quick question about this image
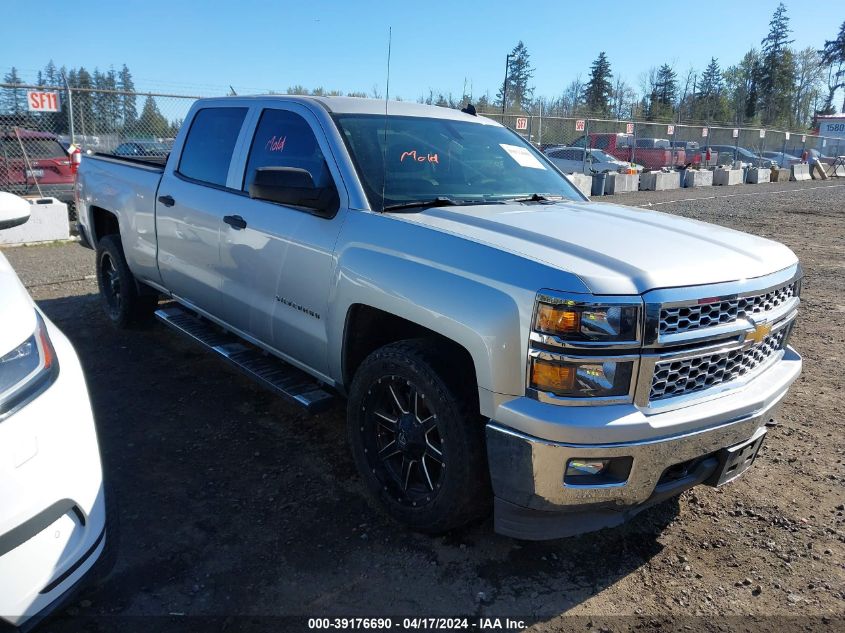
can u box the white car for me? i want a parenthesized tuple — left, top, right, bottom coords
(0, 193, 108, 629)
(544, 146, 643, 174)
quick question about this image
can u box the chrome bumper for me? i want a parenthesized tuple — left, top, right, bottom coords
(486, 347, 801, 539)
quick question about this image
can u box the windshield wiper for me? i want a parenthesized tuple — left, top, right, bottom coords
(504, 193, 562, 203)
(381, 196, 459, 213)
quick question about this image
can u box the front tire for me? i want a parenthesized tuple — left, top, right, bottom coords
(347, 339, 491, 533)
(96, 234, 157, 328)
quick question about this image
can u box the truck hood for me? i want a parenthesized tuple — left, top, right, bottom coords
(395, 200, 798, 294)
(0, 252, 36, 355)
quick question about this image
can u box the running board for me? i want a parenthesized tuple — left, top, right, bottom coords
(154, 305, 334, 414)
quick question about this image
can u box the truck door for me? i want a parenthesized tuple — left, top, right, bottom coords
(217, 104, 347, 378)
(155, 105, 249, 316)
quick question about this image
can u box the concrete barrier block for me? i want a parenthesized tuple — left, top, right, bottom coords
(605, 172, 639, 194)
(0, 198, 70, 245)
(713, 169, 743, 186)
(790, 164, 811, 181)
(639, 171, 681, 191)
(684, 169, 713, 187)
(747, 168, 770, 184)
(566, 173, 592, 198)
(771, 168, 790, 182)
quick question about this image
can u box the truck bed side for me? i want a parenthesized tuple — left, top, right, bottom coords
(76, 154, 164, 287)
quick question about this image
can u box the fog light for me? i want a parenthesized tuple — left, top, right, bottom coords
(564, 456, 633, 486)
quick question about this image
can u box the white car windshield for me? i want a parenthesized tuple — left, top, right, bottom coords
(334, 114, 582, 210)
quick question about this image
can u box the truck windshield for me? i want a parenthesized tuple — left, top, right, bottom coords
(333, 114, 582, 210)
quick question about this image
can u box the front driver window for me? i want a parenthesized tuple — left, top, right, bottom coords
(242, 109, 333, 192)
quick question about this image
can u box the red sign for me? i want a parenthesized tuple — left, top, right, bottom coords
(801, 135, 807, 143)
(732, 129, 739, 138)
(515, 117, 528, 131)
(759, 129, 766, 139)
(575, 119, 585, 132)
(626, 123, 634, 134)
(667, 125, 674, 135)
(27, 91, 61, 112)
(701, 127, 708, 138)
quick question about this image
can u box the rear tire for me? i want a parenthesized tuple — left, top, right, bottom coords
(347, 339, 491, 534)
(95, 234, 157, 328)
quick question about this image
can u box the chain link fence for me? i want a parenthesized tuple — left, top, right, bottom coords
(1, 80, 843, 205)
(479, 111, 845, 174)
(1, 82, 196, 203)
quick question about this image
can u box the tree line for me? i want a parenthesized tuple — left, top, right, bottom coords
(492, 5, 845, 130)
(1, 62, 180, 139)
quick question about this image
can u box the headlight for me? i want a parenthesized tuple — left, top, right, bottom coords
(0, 313, 58, 419)
(528, 292, 642, 405)
(533, 297, 640, 344)
(529, 356, 636, 399)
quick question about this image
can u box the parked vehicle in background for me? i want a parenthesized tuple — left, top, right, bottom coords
(544, 146, 643, 174)
(113, 141, 170, 158)
(0, 192, 110, 629)
(707, 145, 773, 168)
(569, 133, 684, 170)
(761, 151, 801, 168)
(0, 130, 75, 204)
(77, 96, 802, 541)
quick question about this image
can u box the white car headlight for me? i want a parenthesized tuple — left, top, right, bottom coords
(0, 313, 58, 419)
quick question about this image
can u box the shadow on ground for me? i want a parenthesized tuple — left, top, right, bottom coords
(34, 294, 680, 632)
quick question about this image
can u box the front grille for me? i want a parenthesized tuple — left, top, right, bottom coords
(649, 328, 788, 401)
(659, 281, 797, 336)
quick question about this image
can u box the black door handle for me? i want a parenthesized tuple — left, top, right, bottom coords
(223, 215, 247, 230)
(158, 195, 175, 207)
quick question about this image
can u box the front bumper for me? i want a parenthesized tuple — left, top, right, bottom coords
(0, 315, 106, 628)
(486, 347, 801, 540)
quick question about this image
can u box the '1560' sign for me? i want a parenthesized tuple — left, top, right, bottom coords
(27, 91, 61, 112)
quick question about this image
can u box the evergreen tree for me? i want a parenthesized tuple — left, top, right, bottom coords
(134, 95, 169, 138)
(758, 2, 795, 125)
(43, 60, 60, 87)
(647, 64, 677, 120)
(496, 41, 534, 110)
(583, 52, 613, 115)
(695, 58, 729, 121)
(1, 67, 26, 116)
(819, 20, 845, 112)
(118, 64, 137, 127)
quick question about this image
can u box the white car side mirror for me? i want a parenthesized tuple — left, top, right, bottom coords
(0, 192, 31, 231)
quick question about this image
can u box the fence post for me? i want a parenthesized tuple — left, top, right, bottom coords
(61, 72, 75, 144)
(538, 102, 543, 148)
(582, 119, 590, 174)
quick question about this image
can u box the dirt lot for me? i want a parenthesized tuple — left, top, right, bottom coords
(3, 179, 844, 632)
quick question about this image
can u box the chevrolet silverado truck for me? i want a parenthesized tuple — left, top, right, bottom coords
(74, 96, 802, 540)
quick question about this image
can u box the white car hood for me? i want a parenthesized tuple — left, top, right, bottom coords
(0, 252, 36, 354)
(396, 200, 798, 294)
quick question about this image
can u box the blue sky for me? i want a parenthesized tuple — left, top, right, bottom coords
(2, 0, 839, 101)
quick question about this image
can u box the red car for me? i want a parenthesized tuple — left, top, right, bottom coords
(0, 129, 75, 203)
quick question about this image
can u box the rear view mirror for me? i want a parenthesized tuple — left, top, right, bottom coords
(0, 192, 31, 230)
(248, 166, 338, 217)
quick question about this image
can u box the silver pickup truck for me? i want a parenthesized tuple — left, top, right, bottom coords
(75, 96, 802, 540)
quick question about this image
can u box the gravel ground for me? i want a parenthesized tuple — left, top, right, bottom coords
(2, 179, 843, 633)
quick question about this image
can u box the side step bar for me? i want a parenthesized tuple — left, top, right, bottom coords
(154, 305, 334, 414)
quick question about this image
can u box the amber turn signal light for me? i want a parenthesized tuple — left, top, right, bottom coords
(535, 304, 580, 335)
(530, 359, 576, 393)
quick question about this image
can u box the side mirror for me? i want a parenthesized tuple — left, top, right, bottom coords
(248, 166, 337, 217)
(0, 192, 31, 231)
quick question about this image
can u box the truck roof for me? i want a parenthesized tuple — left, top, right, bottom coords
(198, 95, 500, 124)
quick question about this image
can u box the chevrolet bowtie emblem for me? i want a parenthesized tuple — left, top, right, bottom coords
(746, 322, 772, 344)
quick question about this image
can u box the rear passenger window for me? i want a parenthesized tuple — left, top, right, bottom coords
(178, 107, 247, 187)
(243, 109, 331, 191)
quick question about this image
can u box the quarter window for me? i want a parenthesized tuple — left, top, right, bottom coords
(242, 109, 332, 191)
(178, 107, 247, 187)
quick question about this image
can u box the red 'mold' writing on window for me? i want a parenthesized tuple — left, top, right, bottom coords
(400, 150, 438, 164)
(266, 135, 286, 152)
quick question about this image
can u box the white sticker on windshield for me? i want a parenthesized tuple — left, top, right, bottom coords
(499, 144, 546, 170)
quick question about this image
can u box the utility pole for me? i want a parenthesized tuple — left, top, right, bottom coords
(501, 54, 511, 117)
